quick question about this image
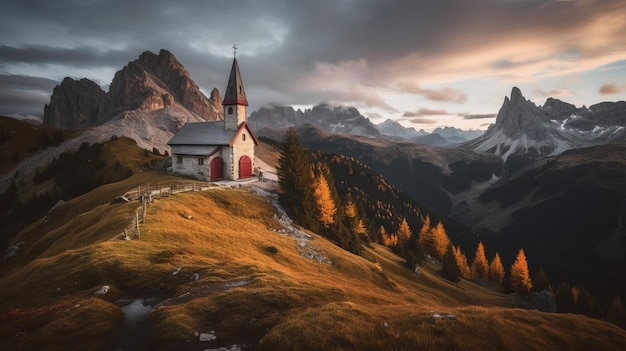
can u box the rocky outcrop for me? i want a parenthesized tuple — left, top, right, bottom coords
(495, 87, 551, 140)
(98, 49, 222, 122)
(543, 97, 576, 119)
(43, 77, 106, 129)
(43, 49, 223, 129)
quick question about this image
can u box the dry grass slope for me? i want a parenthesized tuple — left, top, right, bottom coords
(1, 142, 626, 350)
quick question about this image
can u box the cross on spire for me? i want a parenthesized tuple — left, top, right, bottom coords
(232, 44, 237, 58)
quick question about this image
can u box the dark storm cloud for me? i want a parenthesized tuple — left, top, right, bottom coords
(0, 74, 58, 116)
(0, 74, 58, 91)
(1, 0, 625, 119)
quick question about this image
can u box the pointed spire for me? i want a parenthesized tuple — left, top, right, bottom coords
(222, 57, 248, 106)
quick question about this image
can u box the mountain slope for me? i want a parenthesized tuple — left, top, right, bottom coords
(259, 124, 503, 215)
(455, 142, 626, 297)
(2, 166, 625, 350)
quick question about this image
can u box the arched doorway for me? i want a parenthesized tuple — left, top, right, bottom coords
(239, 155, 252, 179)
(210, 157, 224, 181)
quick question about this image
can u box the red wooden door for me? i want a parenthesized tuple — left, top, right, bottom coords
(239, 155, 252, 179)
(210, 157, 224, 181)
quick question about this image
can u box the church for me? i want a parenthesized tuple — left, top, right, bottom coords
(168, 54, 258, 181)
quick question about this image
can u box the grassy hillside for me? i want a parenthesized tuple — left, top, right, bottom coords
(0, 116, 78, 175)
(1, 170, 626, 350)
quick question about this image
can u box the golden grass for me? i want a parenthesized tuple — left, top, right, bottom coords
(2, 171, 626, 350)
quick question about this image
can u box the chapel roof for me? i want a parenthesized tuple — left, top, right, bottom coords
(168, 121, 236, 146)
(222, 58, 248, 106)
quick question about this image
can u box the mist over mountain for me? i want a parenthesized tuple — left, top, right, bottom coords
(249, 103, 382, 137)
(376, 119, 427, 140)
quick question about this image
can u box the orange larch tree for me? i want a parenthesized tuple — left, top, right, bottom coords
(312, 172, 336, 228)
(453, 245, 471, 278)
(417, 214, 431, 253)
(488, 253, 505, 286)
(471, 242, 489, 281)
(396, 218, 412, 246)
(427, 221, 449, 260)
(510, 249, 532, 295)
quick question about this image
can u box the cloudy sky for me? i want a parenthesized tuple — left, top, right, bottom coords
(1, 0, 625, 131)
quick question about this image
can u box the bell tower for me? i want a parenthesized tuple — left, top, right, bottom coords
(223, 44, 248, 130)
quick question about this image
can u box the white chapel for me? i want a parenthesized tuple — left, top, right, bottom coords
(168, 53, 258, 181)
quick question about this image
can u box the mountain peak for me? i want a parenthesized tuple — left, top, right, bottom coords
(510, 86, 523, 105)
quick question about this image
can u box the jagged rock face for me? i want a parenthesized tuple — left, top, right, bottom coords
(43, 77, 106, 129)
(99, 49, 222, 122)
(43, 49, 222, 129)
(249, 103, 381, 137)
(543, 97, 576, 119)
(495, 87, 551, 140)
(464, 87, 626, 162)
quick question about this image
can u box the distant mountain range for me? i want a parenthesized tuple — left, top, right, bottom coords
(249, 105, 484, 146)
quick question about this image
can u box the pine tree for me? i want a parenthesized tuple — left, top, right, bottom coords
(396, 218, 412, 246)
(453, 245, 471, 278)
(471, 242, 489, 281)
(606, 296, 626, 327)
(555, 282, 576, 313)
(312, 172, 337, 228)
(510, 249, 532, 295)
(533, 267, 551, 292)
(277, 128, 316, 229)
(488, 253, 505, 286)
(440, 244, 461, 282)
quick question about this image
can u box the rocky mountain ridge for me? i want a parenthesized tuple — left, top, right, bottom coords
(43, 49, 223, 130)
(464, 87, 626, 162)
(250, 104, 484, 146)
(249, 103, 382, 138)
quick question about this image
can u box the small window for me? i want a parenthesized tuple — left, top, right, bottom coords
(177, 156, 183, 164)
(198, 157, 204, 165)
(242, 133, 246, 141)
(228, 107, 233, 114)
(239, 86, 243, 93)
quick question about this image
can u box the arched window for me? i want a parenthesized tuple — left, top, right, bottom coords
(228, 107, 233, 114)
(242, 133, 246, 141)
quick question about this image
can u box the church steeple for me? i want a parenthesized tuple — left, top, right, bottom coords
(223, 58, 248, 106)
(223, 45, 248, 130)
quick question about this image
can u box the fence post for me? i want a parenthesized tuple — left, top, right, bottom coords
(135, 211, 141, 238)
(142, 197, 147, 224)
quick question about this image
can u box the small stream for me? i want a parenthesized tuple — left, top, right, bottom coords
(113, 296, 163, 351)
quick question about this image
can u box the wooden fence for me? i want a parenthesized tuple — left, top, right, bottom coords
(117, 181, 226, 240)
(121, 181, 215, 202)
